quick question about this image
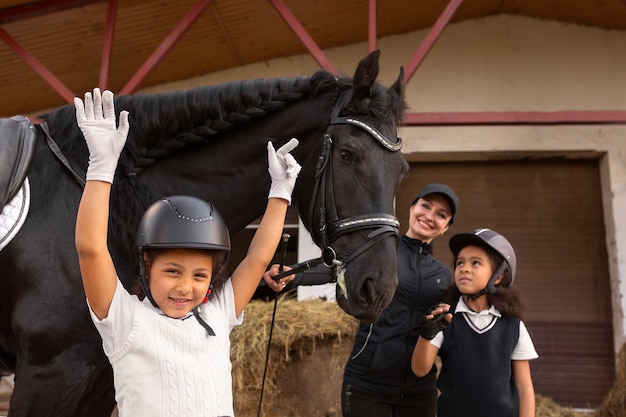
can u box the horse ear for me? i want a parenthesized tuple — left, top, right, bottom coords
(387, 66, 406, 121)
(352, 49, 381, 100)
(389, 66, 405, 99)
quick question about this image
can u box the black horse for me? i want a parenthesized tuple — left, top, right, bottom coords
(0, 50, 407, 416)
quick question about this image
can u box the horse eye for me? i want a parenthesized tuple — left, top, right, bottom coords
(339, 149, 353, 162)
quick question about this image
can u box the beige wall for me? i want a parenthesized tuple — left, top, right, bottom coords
(143, 15, 626, 352)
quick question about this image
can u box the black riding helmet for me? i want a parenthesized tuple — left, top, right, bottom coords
(449, 228, 516, 298)
(136, 195, 230, 252)
(135, 195, 231, 335)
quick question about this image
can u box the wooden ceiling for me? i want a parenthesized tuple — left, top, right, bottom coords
(1, 0, 625, 117)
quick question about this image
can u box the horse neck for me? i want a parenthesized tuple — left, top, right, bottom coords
(133, 95, 330, 235)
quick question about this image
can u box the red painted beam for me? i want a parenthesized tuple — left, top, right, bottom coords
(404, 0, 463, 84)
(98, 0, 118, 90)
(120, 0, 213, 95)
(0, 26, 75, 103)
(403, 111, 626, 126)
(368, 0, 377, 52)
(268, 0, 337, 74)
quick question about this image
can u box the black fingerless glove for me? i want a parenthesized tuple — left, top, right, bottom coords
(418, 313, 448, 340)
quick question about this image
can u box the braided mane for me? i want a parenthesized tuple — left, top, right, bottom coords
(101, 72, 351, 174)
(39, 70, 333, 172)
(39, 66, 403, 179)
(119, 76, 310, 171)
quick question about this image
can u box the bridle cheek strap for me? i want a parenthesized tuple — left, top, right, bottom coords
(302, 88, 402, 275)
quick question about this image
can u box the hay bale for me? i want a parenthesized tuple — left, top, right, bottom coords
(536, 395, 592, 417)
(594, 343, 626, 417)
(231, 297, 358, 417)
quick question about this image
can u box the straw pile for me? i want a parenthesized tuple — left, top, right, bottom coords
(536, 395, 592, 417)
(231, 297, 358, 417)
(594, 343, 626, 417)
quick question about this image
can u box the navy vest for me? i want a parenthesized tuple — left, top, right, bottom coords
(437, 312, 521, 417)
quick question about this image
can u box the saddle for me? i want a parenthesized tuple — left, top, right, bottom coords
(0, 116, 36, 211)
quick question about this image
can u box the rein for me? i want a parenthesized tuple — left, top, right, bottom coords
(273, 89, 402, 289)
(40, 122, 86, 188)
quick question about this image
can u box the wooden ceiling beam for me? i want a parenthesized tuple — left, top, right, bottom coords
(98, 0, 117, 90)
(120, 0, 214, 95)
(368, 0, 377, 52)
(0, 26, 74, 103)
(268, 0, 337, 74)
(403, 0, 463, 84)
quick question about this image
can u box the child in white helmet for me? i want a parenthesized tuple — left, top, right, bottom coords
(411, 228, 538, 417)
(74, 88, 300, 416)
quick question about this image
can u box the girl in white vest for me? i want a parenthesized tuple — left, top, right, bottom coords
(74, 88, 300, 416)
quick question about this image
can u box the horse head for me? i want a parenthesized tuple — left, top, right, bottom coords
(295, 50, 408, 322)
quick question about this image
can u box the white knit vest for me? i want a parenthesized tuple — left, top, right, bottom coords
(108, 297, 235, 416)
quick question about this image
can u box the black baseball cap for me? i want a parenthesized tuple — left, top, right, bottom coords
(411, 183, 459, 225)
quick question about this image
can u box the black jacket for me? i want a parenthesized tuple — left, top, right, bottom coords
(343, 234, 453, 395)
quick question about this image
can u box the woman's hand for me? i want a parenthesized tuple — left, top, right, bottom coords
(262, 263, 295, 292)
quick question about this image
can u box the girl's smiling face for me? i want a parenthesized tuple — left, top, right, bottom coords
(454, 245, 496, 295)
(406, 194, 452, 242)
(147, 248, 213, 318)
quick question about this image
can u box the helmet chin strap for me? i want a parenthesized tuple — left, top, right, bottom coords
(192, 307, 216, 336)
(467, 288, 487, 300)
(464, 261, 508, 300)
(138, 251, 159, 308)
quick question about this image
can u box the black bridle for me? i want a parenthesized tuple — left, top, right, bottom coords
(273, 89, 402, 292)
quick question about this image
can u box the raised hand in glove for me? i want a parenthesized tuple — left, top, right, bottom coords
(267, 138, 301, 205)
(74, 88, 129, 183)
(419, 303, 453, 340)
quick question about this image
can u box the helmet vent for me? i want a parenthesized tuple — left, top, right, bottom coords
(165, 198, 214, 223)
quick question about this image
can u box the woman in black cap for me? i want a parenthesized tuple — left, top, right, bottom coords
(263, 183, 459, 417)
(339, 183, 459, 417)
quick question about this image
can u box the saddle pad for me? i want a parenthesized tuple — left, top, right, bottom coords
(0, 177, 30, 251)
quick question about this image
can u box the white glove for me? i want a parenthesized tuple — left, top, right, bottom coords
(267, 138, 301, 205)
(74, 88, 129, 183)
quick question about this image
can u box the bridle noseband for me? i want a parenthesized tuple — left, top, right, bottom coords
(280, 89, 403, 295)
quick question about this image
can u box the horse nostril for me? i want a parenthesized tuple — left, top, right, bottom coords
(353, 275, 381, 311)
(360, 274, 397, 311)
(360, 277, 377, 301)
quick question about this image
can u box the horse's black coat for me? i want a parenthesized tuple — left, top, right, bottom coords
(0, 50, 408, 416)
